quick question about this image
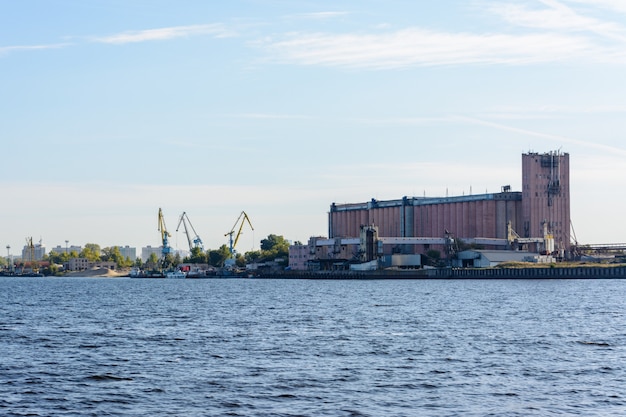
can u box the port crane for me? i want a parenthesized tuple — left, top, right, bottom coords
(158, 208, 172, 258)
(176, 211, 204, 251)
(225, 211, 254, 256)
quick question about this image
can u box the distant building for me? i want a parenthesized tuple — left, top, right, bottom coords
(50, 245, 82, 255)
(68, 258, 90, 271)
(117, 246, 137, 261)
(141, 246, 163, 263)
(68, 258, 116, 271)
(288, 242, 313, 270)
(140, 246, 189, 263)
(21, 239, 46, 261)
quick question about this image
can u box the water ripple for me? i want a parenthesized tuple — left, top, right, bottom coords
(1, 277, 625, 416)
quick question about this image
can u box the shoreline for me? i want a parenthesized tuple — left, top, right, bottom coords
(264, 264, 626, 279)
(7, 263, 626, 279)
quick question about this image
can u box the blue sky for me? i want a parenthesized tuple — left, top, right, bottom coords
(2, 0, 626, 255)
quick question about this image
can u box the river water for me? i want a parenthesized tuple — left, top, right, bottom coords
(1, 277, 625, 416)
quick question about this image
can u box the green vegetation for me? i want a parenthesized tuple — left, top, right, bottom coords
(5, 233, 293, 276)
(146, 253, 160, 270)
(182, 234, 290, 267)
(45, 243, 134, 271)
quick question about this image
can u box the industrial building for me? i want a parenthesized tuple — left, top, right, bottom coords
(290, 151, 571, 270)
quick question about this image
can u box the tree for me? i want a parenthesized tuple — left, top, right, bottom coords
(101, 246, 133, 269)
(146, 253, 159, 270)
(102, 246, 122, 263)
(173, 252, 181, 267)
(235, 253, 246, 267)
(45, 251, 61, 265)
(161, 253, 174, 269)
(260, 234, 289, 258)
(209, 245, 231, 267)
(80, 243, 101, 262)
(244, 250, 262, 263)
(186, 246, 208, 264)
(46, 250, 74, 265)
(41, 263, 59, 276)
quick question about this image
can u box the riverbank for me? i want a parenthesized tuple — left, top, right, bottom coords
(20, 262, 626, 279)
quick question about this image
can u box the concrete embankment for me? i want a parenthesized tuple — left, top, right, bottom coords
(266, 266, 626, 279)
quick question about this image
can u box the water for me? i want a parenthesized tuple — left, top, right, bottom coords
(1, 277, 625, 416)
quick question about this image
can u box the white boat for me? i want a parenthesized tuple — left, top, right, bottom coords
(166, 270, 186, 279)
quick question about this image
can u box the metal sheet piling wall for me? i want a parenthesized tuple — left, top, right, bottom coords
(268, 266, 626, 279)
(425, 266, 626, 279)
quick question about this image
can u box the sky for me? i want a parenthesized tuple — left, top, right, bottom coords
(2, 0, 626, 256)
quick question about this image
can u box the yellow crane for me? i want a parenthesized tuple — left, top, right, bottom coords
(158, 208, 172, 258)
(225, 211, 254, 256)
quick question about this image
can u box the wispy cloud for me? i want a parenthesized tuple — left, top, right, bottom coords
(489, 0, 626, 42)
(287, 11, 350, 20)
(92, 24, 234, 44)
(480, 104, 626, 119)
(0, 43, 69, 57)
(255, 0, 626, 69)
(454, 115, 626, 156)
(1, 24, 234, 57)
(258, 28, 610, 69)
(567, 0, 626, 14)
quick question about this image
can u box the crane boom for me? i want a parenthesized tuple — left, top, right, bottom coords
(176, 211, 204, 251)
(158, 208, 171, 257)
(225, 211, 254, 255)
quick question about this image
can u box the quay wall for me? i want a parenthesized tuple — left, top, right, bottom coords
(265, 266, 626, 279)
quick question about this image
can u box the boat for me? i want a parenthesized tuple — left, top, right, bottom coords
(129, 268, 165, 278)
(166, 270, 186, 279)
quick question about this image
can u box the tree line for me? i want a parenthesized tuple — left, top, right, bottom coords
(42, 234, 292, 273)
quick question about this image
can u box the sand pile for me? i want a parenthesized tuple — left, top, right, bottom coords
(66, 268, 128, 277)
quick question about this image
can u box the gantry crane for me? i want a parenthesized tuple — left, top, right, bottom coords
(158, 208, 172, 258)
(225, 211, 254, 256)
(176, 211, 204, 251)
